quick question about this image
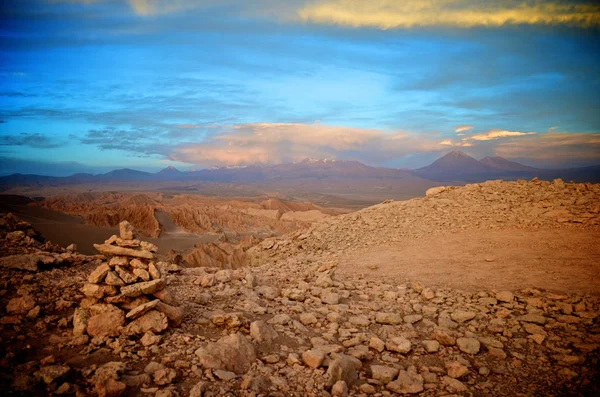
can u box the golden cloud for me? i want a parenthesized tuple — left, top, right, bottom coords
(168, 122, 448, 166)
(471, 129, 536, 141)
(298, 0, 600, 29)
(455, 125, 474, 133)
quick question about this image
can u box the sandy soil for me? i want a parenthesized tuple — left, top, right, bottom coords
(338, 228, 600, 295)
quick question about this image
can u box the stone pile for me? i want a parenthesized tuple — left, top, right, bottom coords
(73, 221, 184, 340)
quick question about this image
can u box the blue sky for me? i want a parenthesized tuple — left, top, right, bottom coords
(1, 0, 599, 175)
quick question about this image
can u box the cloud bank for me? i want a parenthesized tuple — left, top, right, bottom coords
(298, 0, 600, 29)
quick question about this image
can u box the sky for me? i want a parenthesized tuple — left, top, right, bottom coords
(1, 0, 599, 176)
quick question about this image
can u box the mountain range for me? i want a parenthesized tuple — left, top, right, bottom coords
(1, 151, 599, 189)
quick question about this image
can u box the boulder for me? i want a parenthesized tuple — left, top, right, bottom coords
(120, 279, 165, 297)
(194, 333, 257, 374)
(87, 310, 125, 337)
(126, 310, 168, 335)
(88, 263, 110, 284)
(326, 354, 361, 387)
(250, 320, 278, 343)
(6, 295, 36, 314)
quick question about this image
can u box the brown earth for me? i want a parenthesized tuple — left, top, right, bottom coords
(338, 228, 600, 295)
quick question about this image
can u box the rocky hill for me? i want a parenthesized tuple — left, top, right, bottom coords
(0, 178, 599, 396)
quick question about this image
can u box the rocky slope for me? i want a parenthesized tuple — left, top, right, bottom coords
(0, 178, 598, 396)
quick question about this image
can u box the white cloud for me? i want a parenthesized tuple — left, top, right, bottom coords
(455, 125, 474, 133)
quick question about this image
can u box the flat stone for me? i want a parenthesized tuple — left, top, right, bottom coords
(148, 262, 161, 280)
(88, 263, 110, 284)
(120, 279, 165, 297)
(105, 271, 125, 286)
(36, 365, 71, 385)
(370, 337, 386, 352)
(94, 243, 154, 259)
(125, 299, 160, 319)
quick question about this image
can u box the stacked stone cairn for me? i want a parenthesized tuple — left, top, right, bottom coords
(73, 221, 184, 339)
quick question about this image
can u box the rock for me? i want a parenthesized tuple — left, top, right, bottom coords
(194, 333, 257, 374)
(133, 268, 151, 281)
(109, 256, 129, 267)
(6, 294, 36, 314)
(446, 361, 469, 379)
(322, 291, 340, 305)
(94, 244, 154, 259)
(88, 263, 111, 284)
(130, 258, 148, 269)
(250, 320, 278, 343)
(457, 337, 480, 354)
(214, 369, 236, 381)
(105, 271, 125, 286)
(148, 262, 161, 280)
(66, 243, 77, 252)
(348, 315, 370, 327)
(141, 331, 162, 347)
(255, 285, 279, 300)
(119, 221, 135, 240)
(140, 241, 158, 253)
(387, 367, 424, 394)
(443, 376, 468, 392)
(155, 301, 185, 325)
(375, 312, 402, 325)
(126, 299, 160, 319)
(422, 340, 440, 353)
(36, 365, 70, 384)
(370, 337, 386, 352)
(0, 253, 43, 271)
(153, 368, 177, 385)
(302, 349, 326, 368)
(403, 314, 423, 324)
(331, 380, 349, 396)
(127, 310, 168, 335)
(152, 288, 177, 305)
(144, 361, 165, 375)
(189, 381, 206, 397)
(73, 307, 90, 336)
(518, 314, 547, 325)
(426, 186, 447, 197)
(359, 383, 376, 394)
(496, 291, 514, 303)
(421, 288, 435, 300)
(87, 310, 125, 337)
(451, 310, 476, 323)
(92, 362, 127, 397)
(121, 374, 150, 387)
(371, 365, 399, 383)
(120, 279, 165, 297)
(326, 354, 361, 387)
(386, 337, 412, 354)
(115, 266, 138, 284)
(433, 329, 456, 345)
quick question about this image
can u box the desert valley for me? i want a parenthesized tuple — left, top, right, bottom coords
(2, 1, 600, 396)
(1, 150, 599, 396)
